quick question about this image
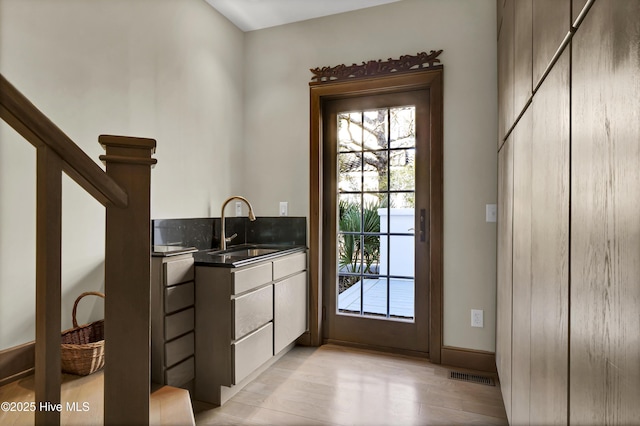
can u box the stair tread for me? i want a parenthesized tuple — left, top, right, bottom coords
(0, 371, 194, 425)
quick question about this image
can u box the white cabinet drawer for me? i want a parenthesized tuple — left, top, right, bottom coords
(165, 281, 194, 314)
(165, 257, 194, 286)
(274, 271, 307, 354)
(232, 285, 273, 340)
(232, 322, 273, 385)
(165, 307, 194, 341)
(232, 262, 272, 294)
(273, 252, 306, 280)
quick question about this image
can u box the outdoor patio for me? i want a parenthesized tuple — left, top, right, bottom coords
(337, 278, 415, 318)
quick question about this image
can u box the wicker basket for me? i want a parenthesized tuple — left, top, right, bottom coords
(60, 291, 105, 376)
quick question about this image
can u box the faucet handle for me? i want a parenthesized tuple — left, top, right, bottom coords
(225, 233, 238, 243)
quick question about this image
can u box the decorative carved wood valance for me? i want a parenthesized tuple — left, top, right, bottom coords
(310, 50, 443, 84)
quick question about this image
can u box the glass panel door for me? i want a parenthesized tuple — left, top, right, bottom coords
(322, 90, 430, 354)
(336, 107, 416, 321)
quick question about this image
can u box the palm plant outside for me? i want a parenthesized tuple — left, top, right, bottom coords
(338, 199, 381, 293)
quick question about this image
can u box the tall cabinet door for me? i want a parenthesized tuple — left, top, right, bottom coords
(496, 137, 513, 421)
(529, 49, 570, 425)
(511, 107, 532, 425)
(571, 1, 640, 423)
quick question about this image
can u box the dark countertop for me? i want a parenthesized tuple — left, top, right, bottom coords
(152, 245, 198, 257)
(193, 244, 306, 268)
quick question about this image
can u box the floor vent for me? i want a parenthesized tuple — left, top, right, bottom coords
(449, 371, 496, 386)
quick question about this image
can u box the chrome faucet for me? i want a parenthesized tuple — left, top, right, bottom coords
(220, 196, 256, 250)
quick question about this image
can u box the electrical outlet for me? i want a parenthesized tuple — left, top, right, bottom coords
(471, 309, 484, 328)
(279, 201, 288, 216)
(235, 201, 242, 217)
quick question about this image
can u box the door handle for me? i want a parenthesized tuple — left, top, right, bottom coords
(419, 209, 426, 242)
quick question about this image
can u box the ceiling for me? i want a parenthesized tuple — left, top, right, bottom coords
(204, 0, 404, 32)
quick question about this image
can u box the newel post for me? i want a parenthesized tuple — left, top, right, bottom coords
(99, 135, 157, 425)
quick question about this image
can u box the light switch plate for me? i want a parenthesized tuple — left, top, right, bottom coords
(235, 201, 242, 217)
(486, 204, 497, 222)
(279, 201, 288, 216)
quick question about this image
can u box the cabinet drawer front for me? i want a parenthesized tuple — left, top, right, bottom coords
(165, 281, 194, 314)
(165, 356, 194, 387)
(232, 262, 272, 294)
(232, 285, 273, 340)
(164, 257, 194, 286)
(165, 307, 194, 341)
(273, 252, 306, 280)
(232, 322, 273, 385)
(165, 332, 194, 367)
(274, 272, 307, 354)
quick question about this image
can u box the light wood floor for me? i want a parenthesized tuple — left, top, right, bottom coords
(0, 371, 194, 425)
(194, 344, 508, 426)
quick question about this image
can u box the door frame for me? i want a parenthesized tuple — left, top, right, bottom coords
(306, 69, 444, 362)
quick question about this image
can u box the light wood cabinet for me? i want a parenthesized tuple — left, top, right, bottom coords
(151, 253, 196, 390)
(195, 250, 307, 406)
(497, 1, 640, 424)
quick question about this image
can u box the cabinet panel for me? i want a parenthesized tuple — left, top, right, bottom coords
(498, 0, 514, 143)
(511, 108, 532, 425)
(514, 0, 532, 115)
(274, 272, 307, 354)
(571, 1, 640, 423)
(165, 356, 194, 387)
(530, 49, 569, 425)
(532, 0, 570, 85)
(496, 136, 513, 421)
(165, 308, 194, 341)
(165, 332, 194, 368)
(273, 252, 306, 280)
(164, 257, 194, 286)
(232, 322, 273, 385)
(232, 262, 272, 294)
(165, 282, 194, 314)
(572, 0, 588, 24)
(232, 285, 273, 340)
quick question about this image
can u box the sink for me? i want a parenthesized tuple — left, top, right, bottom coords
(204, 244, 297, 266)
(219, 248, 280, 258)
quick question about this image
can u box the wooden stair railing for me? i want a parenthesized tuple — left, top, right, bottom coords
(0, 74, 157, 425)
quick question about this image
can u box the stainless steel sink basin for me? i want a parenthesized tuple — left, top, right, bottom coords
(205, 244, 297, 266)
(224, 248, 280, 257)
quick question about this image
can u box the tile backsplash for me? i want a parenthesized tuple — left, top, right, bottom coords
(152, 217, 306, 250)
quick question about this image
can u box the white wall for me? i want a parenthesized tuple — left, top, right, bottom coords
(0, 0, 244, 349)
(243, 0, 498, 351)
(0, 0, 498, 354)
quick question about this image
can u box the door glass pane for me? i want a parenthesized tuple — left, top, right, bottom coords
(338, 112, 362, 151)
(363, 276, 387, 317)
(389, 235, 414, 277)
(338, 152, 362, 192)
(363, 151, 388, 192)
(363, 109, 388, 150)
(389, 278, 415, 319)
(339, 194, 361, 233)
(390, 149, 415, 191)
(390, 106, 415, 149)
(336, 105, 416, 321)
